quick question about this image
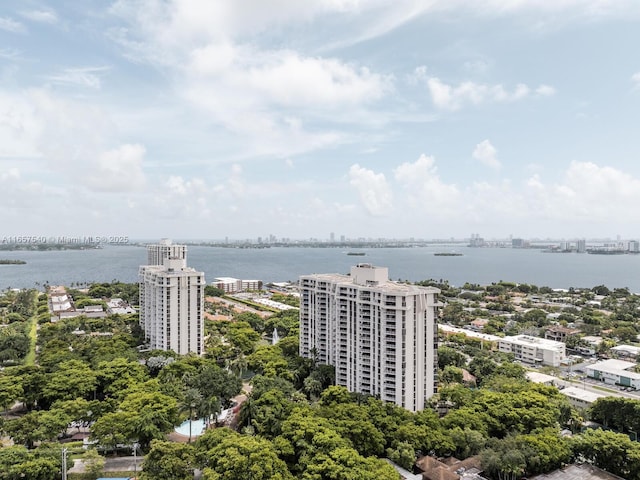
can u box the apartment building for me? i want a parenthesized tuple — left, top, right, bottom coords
(212, 277, 263, 293)
(139, 241, 205, 355)
(146, 238, 187, 266)
(498, 334, 566, 367)
(299, 264, 440, 412)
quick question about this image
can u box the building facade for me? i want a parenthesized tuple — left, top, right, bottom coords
(498, 335, 566, 366)
(146, 238, 187, 266)
(212, 277, 263, 293)
(299, 264, 440, 412)
(586, 359, 640, 389)
(139, 242, 205, 355)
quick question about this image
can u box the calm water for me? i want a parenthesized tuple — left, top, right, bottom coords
(0, 245, 638, 291)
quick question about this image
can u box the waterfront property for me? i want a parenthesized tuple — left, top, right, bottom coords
(212, 277, 263, 293)
(498, 334, 566, 367)
(139, 240, 205, 355)
(299, 263, 440, 412)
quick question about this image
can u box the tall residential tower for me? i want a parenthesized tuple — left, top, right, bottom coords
(139, 240, 205, 355)
(299, 264, 440, 412)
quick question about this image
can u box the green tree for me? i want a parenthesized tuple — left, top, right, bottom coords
(441, 365, 464, 384)
(83, 449, 106, 480)
(140, 441, 195, 480)
(386, 441, 415, 470)
(437, 346, 467, 369)
(96, 357, 149, 398)
(5, 410, 71, 448)
(303, 446, 400, 480)
(120, 391, 179, 449)
(204, 285, 225, 297)
(246, 389, 294, 437)
(90, 410, 136, 451)
(0, 445, 60, 480)
(276, 408, 351, 473)
(197, 429, 294, 480)
(572, 428, 640, 479)
(234, 312, 265, 333)
(0, 374, 23, 411)
(43, 359, 98, 403)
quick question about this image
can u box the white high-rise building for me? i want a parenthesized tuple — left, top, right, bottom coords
(139, 242, 205, 355)
(147, 238, 187, 266)
(299, 264, 440, 412)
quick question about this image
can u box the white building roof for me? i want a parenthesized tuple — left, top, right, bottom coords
(561, 386, 607, 404)
(301, 271, 440, 295)
(587, 359, 640, 380)
(439, 324, 502, 342)
(526, 371, 557, 384)
(611, 345, 640, 356)
(215, 277, 239, 283)
(500, 334, 565, 350)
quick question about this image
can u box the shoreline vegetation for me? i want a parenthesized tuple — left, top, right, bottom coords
(0, 244, 100, 251)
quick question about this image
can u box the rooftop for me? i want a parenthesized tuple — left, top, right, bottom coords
(611, 345, 640, 355)
(528, 463, 624, 480)
(301, 271, 440, 295)
(561, 386, 607, 403)
(500, 334, 565, 350)
(526, 371, 557, 384)
(439, 324, 501, 342)
(587, 359, 640, 379)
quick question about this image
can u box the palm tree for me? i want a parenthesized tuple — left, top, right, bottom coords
(179, 388, 203, 443)
(303, 376, 323, 401)
(198, 395, 221, 428)
(229, 354, 248, 378)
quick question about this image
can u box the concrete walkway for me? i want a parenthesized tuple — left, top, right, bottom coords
(68, 455, 143, 474)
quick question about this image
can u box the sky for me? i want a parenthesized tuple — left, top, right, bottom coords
(2, 1, 640, 241)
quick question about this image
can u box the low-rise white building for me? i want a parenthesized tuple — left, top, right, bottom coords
(439, 324, 501, 343)
(213, 277, 263, 293)
(561, 386, 607, 410)
(585, 359, 640, 389)
(611, 345, 640, 359)
(498, 334, 566, 366)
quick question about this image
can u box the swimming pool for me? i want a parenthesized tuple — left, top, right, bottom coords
(174, 418, 207, 437)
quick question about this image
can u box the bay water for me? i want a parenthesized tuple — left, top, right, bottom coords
(0, 245, 638, 291)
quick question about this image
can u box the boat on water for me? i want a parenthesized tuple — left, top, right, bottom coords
(346, 252, 366, 256)
(434, 252, 463, 257)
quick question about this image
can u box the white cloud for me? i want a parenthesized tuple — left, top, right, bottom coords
(108, 1, 392, 159)
(46, 67, 110, 89)
(463, 58, 491, 74)
(472, 140, 500, 169)
(0, 16, 25, 33)
(426, 77, 553, 110)
(349, 164, 393, 215)
(0, 167, 20, 181)
(631, 72, 640, 89)
(393, 154, 460, 211)
(535, 84, 556, 96)
(246, 52, 390, 107)
(407, 65, 428, 85)
(0, 88, 151, 195)
(20, 9, 58, 24)
(88, 144, 146, 192)
(0, 48, 21, 60)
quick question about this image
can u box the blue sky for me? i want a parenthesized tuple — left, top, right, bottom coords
(2, 1, 640, 241)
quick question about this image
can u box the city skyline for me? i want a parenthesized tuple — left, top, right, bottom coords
(2, 2, 640, 239)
